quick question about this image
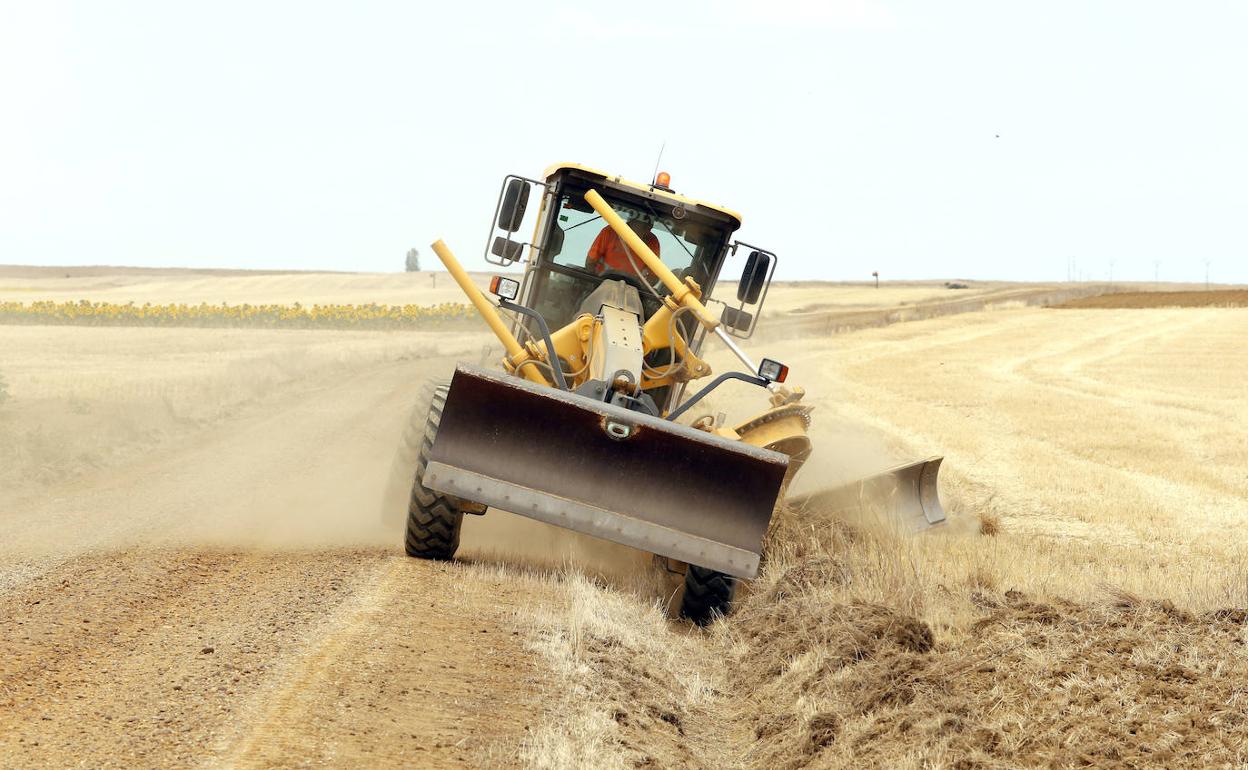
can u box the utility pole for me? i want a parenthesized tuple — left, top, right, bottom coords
(872, 271, 879, 289)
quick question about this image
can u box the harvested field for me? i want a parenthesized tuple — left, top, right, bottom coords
(0, 299, 474, 329)
(1055, 289, 1248, 309)
(534, 513, 1248, 769)
(519, 303, 1248, 769)
(0, 265, 494, 307)
(1, 270, 1245, 768)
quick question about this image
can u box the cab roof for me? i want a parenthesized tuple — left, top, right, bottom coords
(542, 162, 743, 229)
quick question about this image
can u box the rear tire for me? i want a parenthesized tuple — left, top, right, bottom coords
(404, 382, 466, 560)
(679, 565, 736, 626)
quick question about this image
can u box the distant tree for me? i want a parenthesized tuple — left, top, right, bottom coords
(405, 248, 421, 272)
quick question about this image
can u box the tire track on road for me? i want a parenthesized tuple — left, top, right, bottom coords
(0, 549, 390, 769)
(222, 559, 551, 769)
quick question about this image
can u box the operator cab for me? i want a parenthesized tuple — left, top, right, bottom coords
(525, 167, 739, 331)
(483, 163, 778, 353)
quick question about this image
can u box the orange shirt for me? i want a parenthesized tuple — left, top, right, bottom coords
(586, 225, 661, 280)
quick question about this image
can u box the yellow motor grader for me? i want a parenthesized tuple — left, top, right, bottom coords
(404, 163, 944, 624)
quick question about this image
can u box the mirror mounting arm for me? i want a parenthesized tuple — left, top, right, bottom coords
(721, 241, 778, 339)
(483, 174, 553, 267)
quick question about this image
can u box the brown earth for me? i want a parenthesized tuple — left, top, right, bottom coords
(0, 353, 551, 769)
(0, 550, 550, 769)
(1055, 290, 1248, 308)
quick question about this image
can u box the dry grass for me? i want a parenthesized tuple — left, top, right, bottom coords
(511, 303, 1248, 769)
(773, 307, 1248, 591)
(1055, 290, 1248, 309)
(513, 499, 1248, 769)
(758, 283, 1000, 315)
(719, 508, 1248, 769)
(516, 575, 731, 769)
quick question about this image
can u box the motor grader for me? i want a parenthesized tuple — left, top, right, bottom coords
(403, 163, 944, 624)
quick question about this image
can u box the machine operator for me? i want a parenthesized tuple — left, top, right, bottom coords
(585, 217, 660, 284)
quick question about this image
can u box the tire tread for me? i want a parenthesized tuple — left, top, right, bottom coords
(680, 565, 736, 625)
(404, 383, 466, 560)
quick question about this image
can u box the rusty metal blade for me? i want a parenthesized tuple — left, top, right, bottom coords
(423, 365, 790, 578)
(788, 457, 946, 532)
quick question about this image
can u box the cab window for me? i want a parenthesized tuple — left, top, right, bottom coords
(545, 191, 716, 279)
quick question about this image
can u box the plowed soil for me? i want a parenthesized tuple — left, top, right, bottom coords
(1055, 289, 1248, 308)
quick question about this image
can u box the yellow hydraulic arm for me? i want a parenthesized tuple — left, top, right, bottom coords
(583, 189, 718, 329)
(583, 189, 768, 381)
(430, 239, 548, 385)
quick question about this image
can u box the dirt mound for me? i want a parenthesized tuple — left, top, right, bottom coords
(1054, 290, 1248, 308)
(719, 516, 1248, 770)
(556, 500, 1248, 769)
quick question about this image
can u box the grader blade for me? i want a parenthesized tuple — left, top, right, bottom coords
(789, 457, 946, 532)
(422, 365, 789, 578)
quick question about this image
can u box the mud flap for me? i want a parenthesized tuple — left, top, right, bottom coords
(789, 457, 946, 532)
(422, 365, 790, 578)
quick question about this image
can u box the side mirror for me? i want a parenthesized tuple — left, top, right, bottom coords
(720, 306, 754, 332)
(545, 223, 565, 258)
(738, 250, 772, 304)
(490, 237, 524, 262)
(497, 179, 531, 232)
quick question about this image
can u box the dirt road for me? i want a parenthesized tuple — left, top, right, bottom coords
(0, 356, 550, 769)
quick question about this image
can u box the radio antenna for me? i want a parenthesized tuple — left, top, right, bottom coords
(650, 141, 666, 185)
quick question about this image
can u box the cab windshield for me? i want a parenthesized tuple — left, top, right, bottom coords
(529, 188, 728, 329)
(528, 185, 730, 331)
(545, 191, 722, 285)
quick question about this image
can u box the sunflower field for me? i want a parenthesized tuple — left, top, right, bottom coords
(0, 300, 477, 330)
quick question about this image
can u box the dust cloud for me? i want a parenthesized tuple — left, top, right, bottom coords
(1, 345, 457, 564)
(461, 513, 663, 593)
(788, 416, 909, 497)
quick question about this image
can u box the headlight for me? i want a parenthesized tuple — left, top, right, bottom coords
(757, 358, 789, 383)
(489, 276, 520, 301)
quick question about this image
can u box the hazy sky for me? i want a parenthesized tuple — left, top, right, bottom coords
(2, 1, 1245, 282)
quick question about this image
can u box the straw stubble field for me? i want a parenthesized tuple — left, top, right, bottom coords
(1, 268, 1246, 769)
(523, 298, 1248, 770)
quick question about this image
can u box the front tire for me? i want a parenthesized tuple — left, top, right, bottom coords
(404, 383, 466, 560)
(679, 565, 736, 626)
